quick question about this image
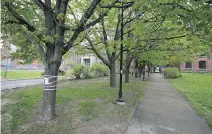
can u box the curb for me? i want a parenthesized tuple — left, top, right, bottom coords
(1, 76, 109, 91)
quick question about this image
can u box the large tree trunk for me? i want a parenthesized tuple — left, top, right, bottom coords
(41, 59, 61, 121)
(125, 65, 130, 83)
(110, 63, 116, 87)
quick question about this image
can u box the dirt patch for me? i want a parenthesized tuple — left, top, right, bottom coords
(1, 113, 13, 133)
(1, 99, 16, 106)
(93, 98, 104, 104)
(75, 118, 128, 134)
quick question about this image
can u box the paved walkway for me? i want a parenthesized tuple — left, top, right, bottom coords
(1, 79, 43, 91)
(125, 73, 212, 134)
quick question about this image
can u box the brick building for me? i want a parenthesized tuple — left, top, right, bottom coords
(180, 57, 212, 72)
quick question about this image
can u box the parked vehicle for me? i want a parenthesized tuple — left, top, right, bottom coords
(155, 67, 160, 73)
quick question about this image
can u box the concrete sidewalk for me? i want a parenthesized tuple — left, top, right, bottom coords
(125, 73, 212, 134)
(1, 79, 43, 91)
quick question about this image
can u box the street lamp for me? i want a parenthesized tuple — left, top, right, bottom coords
(116, 0, 125, 105)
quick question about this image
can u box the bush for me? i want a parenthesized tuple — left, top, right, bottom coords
(164, 67, 182, 79)
(91, 63, 108, 77)
(82, 66, 94, 78)
(58, 70, 65, 75)
(72, 64, 84, 79)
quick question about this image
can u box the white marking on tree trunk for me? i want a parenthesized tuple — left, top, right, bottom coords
(44, 78, 49, 84)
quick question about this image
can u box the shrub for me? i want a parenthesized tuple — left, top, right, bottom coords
(72, 64, 84, 79)
(65, 70, 75, 80)
(164, 67, 182, 79)
(91, 63, 108, 77)
(58, 70, 65, 75)
(82, 66, 94, 78)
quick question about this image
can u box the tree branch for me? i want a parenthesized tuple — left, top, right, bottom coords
(160, 2, 192, 12)
(34, 0, 46, 10)
(146, 34, 188, 41)
(86, 35, 110, 67)
(4, 2, 36, 32)
(114, 11, 121, 40)
(101, 19, 112, 61)
(100, 2, 134, 9)
(23, 32, 45, 59)
(83, 12, 108, 31)
(77, 1, 118, 31)
(124, 12, 145, 26)
(62, 0, 107, 55)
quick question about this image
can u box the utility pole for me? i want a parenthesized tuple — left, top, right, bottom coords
(116, 0, 125, 104)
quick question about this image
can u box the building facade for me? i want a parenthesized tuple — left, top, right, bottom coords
(180, 57, 212, 72)
(60, 54, 103, 70)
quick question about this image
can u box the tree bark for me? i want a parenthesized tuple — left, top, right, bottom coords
(142, 63, 146, 81)
(147, 62, 150, 77)
(41, 59, 61, 121)
(138, 66, 142, 77)
(125, 65, 130, 83)
(142, 70, 145, 81)
(134, 59, 138, 78)
(109, 63, 116, 87)
(125, 49, 133, 83)
(135, 68, 138, 78)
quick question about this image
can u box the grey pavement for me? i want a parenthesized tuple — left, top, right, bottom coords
(125, 73, 212, 134)
(1, 79, 43, 91)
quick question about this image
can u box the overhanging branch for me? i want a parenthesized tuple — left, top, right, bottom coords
(100, 1, 134, 8)
(23, 32, 45, 59)
(4, 2, 36, 32)
(86, 35, 110, 67)
(62, 0, 116, 55)
(146, 34, 188, 41)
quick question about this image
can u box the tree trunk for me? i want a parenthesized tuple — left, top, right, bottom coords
(41, 60, 61, 121)
(142, 64, 146, 81)
(135, 68, 138, 78)
(125, 65, 130, 83)
(4, 56, 9, 79)
(134, 59, 138, 78)
(148, 64, 150, 77)
(148, 69, 150, 77)
(109, 63, 116, 87)
(139, 67, 142, 77)
(142, 70, 145, 81)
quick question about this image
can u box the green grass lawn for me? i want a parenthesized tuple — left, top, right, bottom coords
(1, 77, 148, 134)
(1, 70, 43, 80)
(171, 73, 212, 126)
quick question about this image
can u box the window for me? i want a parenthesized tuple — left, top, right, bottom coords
(84, 59, 90, 66)
(185, 62, 192, 69)
(199, 61, 206, 69)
